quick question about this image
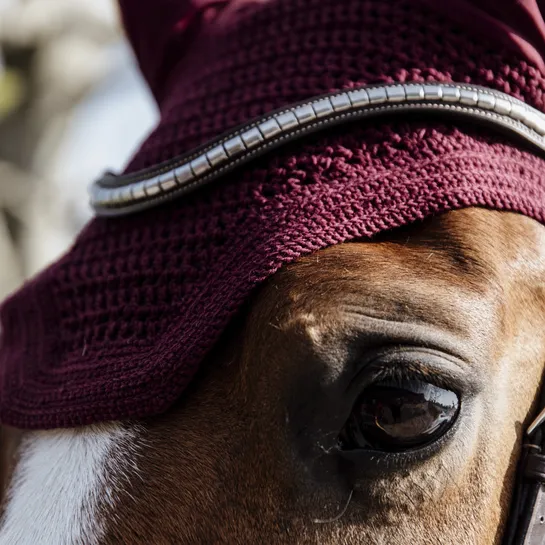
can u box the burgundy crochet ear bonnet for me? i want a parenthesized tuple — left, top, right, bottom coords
(3, 0, 545, 429)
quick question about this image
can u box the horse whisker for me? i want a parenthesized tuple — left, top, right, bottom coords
(312, 489, 354, 524)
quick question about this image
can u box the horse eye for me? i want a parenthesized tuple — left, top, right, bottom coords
(338, 378, 459, 452)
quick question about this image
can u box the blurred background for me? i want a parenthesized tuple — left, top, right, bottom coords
(0, 0, 158, 300)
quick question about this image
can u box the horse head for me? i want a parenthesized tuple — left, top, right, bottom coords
(3, 1, 545, 544)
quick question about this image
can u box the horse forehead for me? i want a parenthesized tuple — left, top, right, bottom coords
(0, 423, 139, 545)
(275, 210, 545, 301)
(248, 210, 545, 373)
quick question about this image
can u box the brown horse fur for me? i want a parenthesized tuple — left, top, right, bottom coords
(3, 207, 545, 544)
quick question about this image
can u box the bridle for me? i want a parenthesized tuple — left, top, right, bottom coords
(88, 81, 545, 217)
(89, 81, 545, 544)
(504, 392, 545, 545)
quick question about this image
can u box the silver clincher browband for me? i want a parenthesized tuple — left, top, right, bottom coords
(89, 81, 545, 217)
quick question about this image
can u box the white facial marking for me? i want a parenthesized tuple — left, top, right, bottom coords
(0, 422, 138, 545)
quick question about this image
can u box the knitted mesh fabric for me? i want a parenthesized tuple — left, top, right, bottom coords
(2, 0, 545, 429)
(127, 0, 545, 169)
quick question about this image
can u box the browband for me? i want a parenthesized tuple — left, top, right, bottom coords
(89, 81, 545, 217)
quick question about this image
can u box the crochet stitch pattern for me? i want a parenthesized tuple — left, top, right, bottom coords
(2, 0, 545, 428)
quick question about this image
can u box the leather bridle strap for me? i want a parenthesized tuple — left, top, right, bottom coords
(504, 386, 545, 545)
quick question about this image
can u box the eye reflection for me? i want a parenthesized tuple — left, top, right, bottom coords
(339, 378, 459, 452)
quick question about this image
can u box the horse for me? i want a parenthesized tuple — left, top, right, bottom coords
(1, 208, 545, 544)
(3, 1, 545, 544)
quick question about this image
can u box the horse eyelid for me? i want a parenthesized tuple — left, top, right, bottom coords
(344, 346, 474, 398)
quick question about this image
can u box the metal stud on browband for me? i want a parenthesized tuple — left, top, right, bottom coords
(89, 82, 545, 217)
